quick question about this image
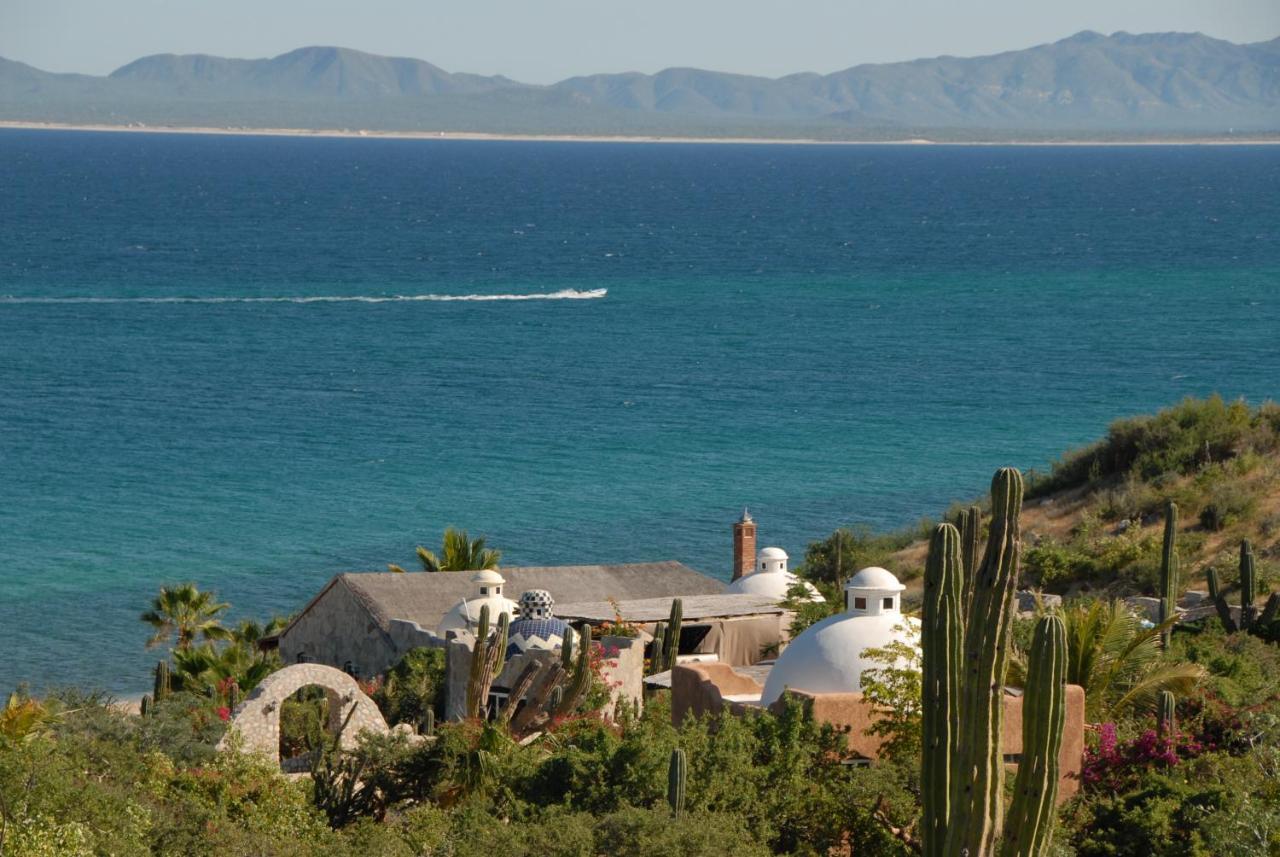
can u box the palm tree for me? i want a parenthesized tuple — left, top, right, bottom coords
(230, 616, 290, 649)
(140, 583, 231, 650)
(1057, 599, 1204, 721)
(414, 527, 501, 572)
(172, 643, 279, 695)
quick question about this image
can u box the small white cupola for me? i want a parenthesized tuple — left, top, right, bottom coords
(843, 566, 905, 616)
(726, 546, 823, 602)
(472, 568, 505, 598)
(758, 546, 789, 574)
(437, 569, 518, 636)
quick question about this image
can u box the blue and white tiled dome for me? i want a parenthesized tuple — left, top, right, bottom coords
(507, 589, 569, 655)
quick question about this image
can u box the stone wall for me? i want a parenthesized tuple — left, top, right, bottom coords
(218, 663, 390, 764)
(278, 580, 397, 678)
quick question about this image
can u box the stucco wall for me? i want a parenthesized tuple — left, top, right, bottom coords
(278, 580, 397, 678)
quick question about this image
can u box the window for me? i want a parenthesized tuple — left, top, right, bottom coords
(481, 587, 490, 595)
(854, 596, 867, 610)
(296, 653, 308, 664)
(883, 597, 894, 609)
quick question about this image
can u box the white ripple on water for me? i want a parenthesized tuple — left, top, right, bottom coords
(0, 288, 607, 304)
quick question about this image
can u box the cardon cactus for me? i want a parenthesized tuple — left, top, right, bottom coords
(465, 606, 510, 719)
(153, 660, 171, 702)
(556, 623, 593, 717)
(423, 708, 435, 737)
(650, 621, 668, 675)
(1206, 542, 1277, 638)
(952, 467, 1024, 857)
(1240, 540, 1257, 630)
(1157, 690, 1176, 740)
(1158, 502, 1179, 647)
(921, 522, 962, 857)
(1002, 614, 1068, 857)
(959, 505, 982, 615)
(667, 747, 687, 816)
(139, 694, 152, 718)
(1206, 566, 1238, 632)
(922, 468, 1042, 857)
(664, 598, 683, 670)
(561, 625, 576, 670)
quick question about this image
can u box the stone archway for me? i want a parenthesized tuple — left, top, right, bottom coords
(217, 663, 389, 764)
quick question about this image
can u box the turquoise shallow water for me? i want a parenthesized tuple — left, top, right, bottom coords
(1, 131, 1278, 692)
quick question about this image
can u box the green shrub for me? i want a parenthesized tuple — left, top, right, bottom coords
(1032, 396, 1279, 497)
(373, 647, 446, 729)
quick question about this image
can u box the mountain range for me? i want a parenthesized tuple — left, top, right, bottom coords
(2, 31, 1277, 138)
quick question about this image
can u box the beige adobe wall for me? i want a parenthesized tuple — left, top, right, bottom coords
(279, 580, 397, 678)
(671, 662, 765, 725)
(672, 663, 1085, 804)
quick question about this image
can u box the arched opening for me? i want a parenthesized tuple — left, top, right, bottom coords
(218, 663, 391, 768)
(278, 684, 345, 772)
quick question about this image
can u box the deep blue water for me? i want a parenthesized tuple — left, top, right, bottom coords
(1, 130, 1278, 692)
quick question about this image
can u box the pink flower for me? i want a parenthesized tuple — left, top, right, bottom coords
(217, 706, 231, 722)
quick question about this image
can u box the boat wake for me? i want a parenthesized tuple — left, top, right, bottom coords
(0, 288, 607, 305)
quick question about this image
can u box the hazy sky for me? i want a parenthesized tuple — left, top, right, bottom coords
(3, 0, 1278, 83)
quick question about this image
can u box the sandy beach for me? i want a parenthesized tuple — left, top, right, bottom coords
(2, 120, 1277, 146)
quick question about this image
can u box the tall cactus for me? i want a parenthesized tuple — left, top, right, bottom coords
(667, 747, 687, 816)
(1206, 566, 1238, 632)
(1240, 540, 1257, 630)
(921, 522, 963, 857)
(556, 623, 593, 717)
(951, 467, 1024, 857)
(650, 621, 668, 675)
(664, 598, 683, 670)
(1158, 501, 1179, 647)
(1156, 690, 1176, 741)
(923, 469, 1047, 857)
(561, 625, 576, 669)
(465, 606, 510, 719)
(153, 659, 171, 702)
(1002, 614, 1068, 857)
(959, 505, 982, 616)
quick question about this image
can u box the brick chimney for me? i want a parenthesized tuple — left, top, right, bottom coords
(732, 509, 756, 582)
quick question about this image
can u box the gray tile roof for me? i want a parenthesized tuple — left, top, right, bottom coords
(557, 593, 785, 623)
(306, 561, 725, 634)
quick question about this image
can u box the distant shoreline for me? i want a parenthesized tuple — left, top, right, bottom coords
(2, 120, 1278, 146)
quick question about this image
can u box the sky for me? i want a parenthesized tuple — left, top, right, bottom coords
(3, 0, 1278, 83)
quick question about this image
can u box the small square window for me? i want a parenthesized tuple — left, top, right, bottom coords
(883, 597, 894, 609)
(854, 596, 867, 610)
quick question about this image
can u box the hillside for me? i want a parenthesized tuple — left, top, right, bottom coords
(846, 397, 1280, 599)
(2, 30, 1278, 136)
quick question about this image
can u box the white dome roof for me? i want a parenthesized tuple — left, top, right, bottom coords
(759, 546, 789, 560)
(845, 566, 905, 592)
(726, 568, 824, 602)
(470, 569, 505, 586)
(760, 612, 919, 705)
(437, 594, 517, 636)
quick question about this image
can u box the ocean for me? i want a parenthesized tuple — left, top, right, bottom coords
(1, 130, 1278, 693)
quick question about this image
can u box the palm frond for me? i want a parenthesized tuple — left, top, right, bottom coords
(1106, 662, 1206, 719)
